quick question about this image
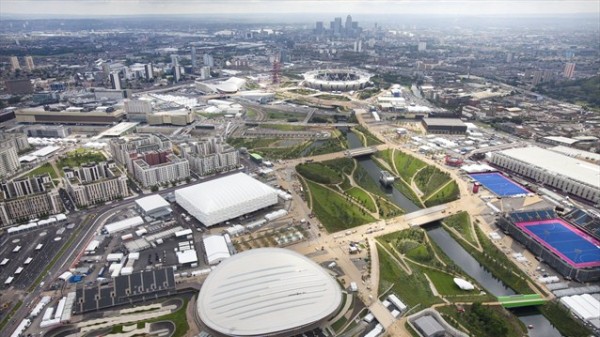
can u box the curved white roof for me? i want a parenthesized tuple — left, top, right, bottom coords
(175, 173, 277, 227)
(197, 248, 342, 336)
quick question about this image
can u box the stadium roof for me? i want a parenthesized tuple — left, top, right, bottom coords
(175, 173, 277, 227)
(197, 248, 342, 336)
(422, 118, 466, 127)
(135, 195, 170, 213)
(495, 147, 600, 188)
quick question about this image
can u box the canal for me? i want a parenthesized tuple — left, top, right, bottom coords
(344, 127, 561, 336)
(427, 225, 562, 337)
(346, 131, 422, 213)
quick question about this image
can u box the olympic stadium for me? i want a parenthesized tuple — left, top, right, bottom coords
(302, 69, 371, 91)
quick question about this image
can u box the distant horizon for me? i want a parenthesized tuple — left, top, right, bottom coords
(1, 0, 598, 19)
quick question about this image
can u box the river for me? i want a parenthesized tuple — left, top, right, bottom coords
(346, 131, 421, 213)
(427, 225, 562, 337)
(343, 128, 561, 336)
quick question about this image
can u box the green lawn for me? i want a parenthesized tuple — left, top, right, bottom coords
(424, 181, 460, 207)
(358, 88, 381, 100)
(227, 138, 279, 149)
(296, 162, 343, 184)
(315, 94, 351, 101)
(352, 165, 403, 216)
(377, 244, 442, 308)
(108, 298, 189, 337)
(375, 149, 395, 174)
(322, 158, 355, 175)
(258, 124, 310, 131)
(420, 265, 476, 296)
(393, 180, 423, 207)
(288, 88, 318, 95)
(414, 166, 452, 197)
(267, 110, 305, 121)
(353, 125, 383, 146)
(57, 149, 106, 170)
(306, 181, 375, 232)
(345, 187, 377, 213)
(393, 150, 427, 182)
(443, 211, 477, 246)
(27, 162, 59, 179)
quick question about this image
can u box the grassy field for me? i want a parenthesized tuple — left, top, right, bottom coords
(27, 162, 59, 179)
(393, 180, 423, 207)
(377, 245, 442, 308)
(315, 94, 351, 101)
(358, 88, 381, 100)
(307, 181, 375, 232)
(296, 162, 343, 184)
(443, 211, 477, 246)
(258, 124, 310, 131)
(353, 125, 383, 146)
(424, 181, 460, 207)
(266, 110, 305, 121)
(56, 149, 106, 169)
(393, 150, 427, 182)
(345, 187, 377, 213)
(437, 304, 526, 337)
(227, 138, 279, 149)
(322, 157, 355, 176)
(414, 166, 452, 197)
(109, 298, 189, 337)
(288, 88, 317, 95)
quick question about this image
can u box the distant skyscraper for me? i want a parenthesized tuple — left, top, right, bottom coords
(200, 66, 211, 80)
(203, 53, 214, 67)
(333, 17, 342, 35)
(563, 62, 576, 79)
(191, 46, 197, 69)
(171, 55, 181, 82)
(418, 42, 427, 51)
(345, 15, 353, 35)
(315, 21, 324, 34)
(353, 39, 362, 52)
(9, 56, 20, 71)
(109, 72, 122, 90)
(24, 56, 34, 71)
(144, 63, 154, 80)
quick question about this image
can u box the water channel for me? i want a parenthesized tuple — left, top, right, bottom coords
(343, 129, 562, 336)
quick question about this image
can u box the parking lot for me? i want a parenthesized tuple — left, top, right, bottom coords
(0, 223, 74, 292)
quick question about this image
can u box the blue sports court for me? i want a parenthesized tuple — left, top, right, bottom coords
(470, 172, 529, 197)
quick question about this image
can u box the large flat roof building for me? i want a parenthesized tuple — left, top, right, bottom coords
(16, 106, 125, 125)
(175, 173, 277, 227)
(197, 248, 342, 337)
(490, 146, 600, 204)
(422, 118, 467, 134)
(135, 194, 171, 218)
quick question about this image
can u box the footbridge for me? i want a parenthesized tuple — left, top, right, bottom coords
(345, 146, 378, 158)
(403, 204, 452, 227)
(497, 294, 546, 308)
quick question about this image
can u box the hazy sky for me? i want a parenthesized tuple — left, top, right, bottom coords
(1, 0, 599, 17)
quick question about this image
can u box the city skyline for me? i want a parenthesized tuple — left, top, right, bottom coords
(1, 0, 599, 17)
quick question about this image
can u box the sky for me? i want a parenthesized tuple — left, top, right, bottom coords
(1, 0, 599, 17)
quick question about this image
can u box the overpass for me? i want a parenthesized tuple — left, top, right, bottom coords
(497, 294, 546, 308)
(403, 204, 451, 227)
(346, 146, 378, 157)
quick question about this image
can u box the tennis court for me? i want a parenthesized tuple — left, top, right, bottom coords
(516, 219, 600, 268)
(470, 172, 529, 197)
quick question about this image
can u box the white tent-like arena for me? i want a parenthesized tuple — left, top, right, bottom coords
(175, 173, 278, 227)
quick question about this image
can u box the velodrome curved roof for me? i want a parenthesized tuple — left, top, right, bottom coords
(197, 248, 342, 336)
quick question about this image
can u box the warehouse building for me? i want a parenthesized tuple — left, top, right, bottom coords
(421, 118, 467, 134)
(135, 194, 171, 218)
(175, 173, 277, 227)
(196, 248, 342, 337)
(15, 106, 125, 125)
(490, 146, 600, 204)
